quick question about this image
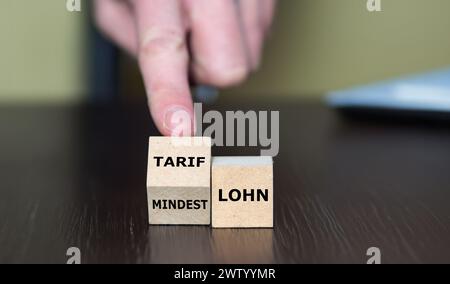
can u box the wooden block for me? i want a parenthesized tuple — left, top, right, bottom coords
(212, 156, 273, 228)
(146, 136, 211, 225)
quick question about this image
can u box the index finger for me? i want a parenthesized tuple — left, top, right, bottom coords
(133, 0, 194, 136)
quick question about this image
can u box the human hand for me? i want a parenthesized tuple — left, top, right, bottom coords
(95, 0, 276, 135)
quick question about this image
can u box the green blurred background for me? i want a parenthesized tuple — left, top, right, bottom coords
(1, 0, 450, 103)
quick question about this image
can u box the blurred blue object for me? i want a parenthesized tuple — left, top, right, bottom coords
(194, 85, 219, 104)
(327, 68, 450, 112)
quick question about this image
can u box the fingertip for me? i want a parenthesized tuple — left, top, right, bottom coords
(150, 102, 195, 137)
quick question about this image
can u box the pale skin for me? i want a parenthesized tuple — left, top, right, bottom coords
(94, 0, 276, 135)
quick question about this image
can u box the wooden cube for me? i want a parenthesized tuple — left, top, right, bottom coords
(146, 136, 211, 225)
(212, 156, 273, 228)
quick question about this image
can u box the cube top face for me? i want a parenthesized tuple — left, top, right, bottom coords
(147, 136, 211, 188)
(212, 156, 273, 166)
(212, 156, 273, 228)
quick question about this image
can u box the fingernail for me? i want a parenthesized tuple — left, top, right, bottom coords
(163, 106, 193, 136)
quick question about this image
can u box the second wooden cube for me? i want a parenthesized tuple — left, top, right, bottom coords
(212, 156, 273, 228)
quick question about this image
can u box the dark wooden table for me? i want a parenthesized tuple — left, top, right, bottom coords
(1, 100, 450, 264)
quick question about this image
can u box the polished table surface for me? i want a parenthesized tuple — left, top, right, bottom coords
(1, 100, 450, 264)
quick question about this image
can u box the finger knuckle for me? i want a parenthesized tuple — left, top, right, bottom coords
(139, 28, 186, 57)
